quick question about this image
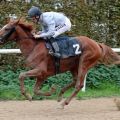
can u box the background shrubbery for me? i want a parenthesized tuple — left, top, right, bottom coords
(0, 62, 120, 100)
(0, 0, 120, 47)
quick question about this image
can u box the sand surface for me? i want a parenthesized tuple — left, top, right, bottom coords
(0, 98, 120, 120)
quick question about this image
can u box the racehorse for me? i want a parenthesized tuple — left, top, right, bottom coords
(0, 19, 120, 109)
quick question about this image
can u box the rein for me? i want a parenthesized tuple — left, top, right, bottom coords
(17, 36, 35, 41)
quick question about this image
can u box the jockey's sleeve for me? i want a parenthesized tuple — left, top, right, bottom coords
(39, 31, 55, 38)
(39, 14, 56, 38)
(39, 23, 55, 38)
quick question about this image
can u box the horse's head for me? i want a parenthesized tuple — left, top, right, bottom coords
(0, 20, 20, 44)
(0, 19, 34, 44)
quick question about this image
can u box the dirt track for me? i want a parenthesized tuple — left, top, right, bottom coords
(0, 98, 120, 120)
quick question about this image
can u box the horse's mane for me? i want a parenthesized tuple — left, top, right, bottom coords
(9, 19, 44, 42)
(9, 19, 34, 32)
(18, 21, 33, 32)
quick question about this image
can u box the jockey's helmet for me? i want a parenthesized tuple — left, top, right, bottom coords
(28, 6, 42, 18)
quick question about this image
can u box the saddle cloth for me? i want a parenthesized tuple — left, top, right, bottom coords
(46, 35, 81, 58)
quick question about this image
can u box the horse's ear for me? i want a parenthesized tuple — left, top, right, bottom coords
(15, 17, 22, 25)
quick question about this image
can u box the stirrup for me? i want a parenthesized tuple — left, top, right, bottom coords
(49, 49, 54, 55)
(49, 50, 61, 58)
(53, 52, 61, 58)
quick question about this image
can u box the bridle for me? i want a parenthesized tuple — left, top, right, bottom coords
(0, 26, 16, 43)
(0, 24, 35, 43)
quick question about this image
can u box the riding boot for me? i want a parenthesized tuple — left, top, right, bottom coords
(48, 37, 61, 58)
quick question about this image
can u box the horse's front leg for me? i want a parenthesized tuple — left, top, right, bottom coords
(34, 77, 57, 96)
(19, 67, 45, 100)
(57, 81, 75, 102)
(57, 70, 77, 102)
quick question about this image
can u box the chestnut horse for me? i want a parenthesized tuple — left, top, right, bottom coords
(0, 20, 120, 108)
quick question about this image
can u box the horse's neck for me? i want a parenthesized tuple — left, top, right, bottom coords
(16, 26, 36, 57)
(18, 38, 36, 58)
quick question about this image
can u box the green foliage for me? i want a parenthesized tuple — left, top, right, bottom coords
(87, 65, 120, 88)
(77, 82, 120, 99)
(46, 71, 72, 88)
(0, 64, 120, 100)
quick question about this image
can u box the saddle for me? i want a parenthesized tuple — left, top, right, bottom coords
(45, 35, 82, 74)
(45, 35, 82, 59)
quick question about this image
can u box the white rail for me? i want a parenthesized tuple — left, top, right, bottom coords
(0, 49, 21, 54)
(112, 48, 120, 52)
(0, 48, 120, 92)
(0, 48, 119, 53)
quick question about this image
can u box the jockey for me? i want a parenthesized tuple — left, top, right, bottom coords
(28, 6, 72, 58)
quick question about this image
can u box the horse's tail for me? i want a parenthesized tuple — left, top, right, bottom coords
(98, 43, 120, 65)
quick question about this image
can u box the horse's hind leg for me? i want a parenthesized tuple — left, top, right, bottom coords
(60, 53, 100, 109)
(60, 67, 87, 109)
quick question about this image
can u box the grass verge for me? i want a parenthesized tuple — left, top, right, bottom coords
(0, 82, 120, 100)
